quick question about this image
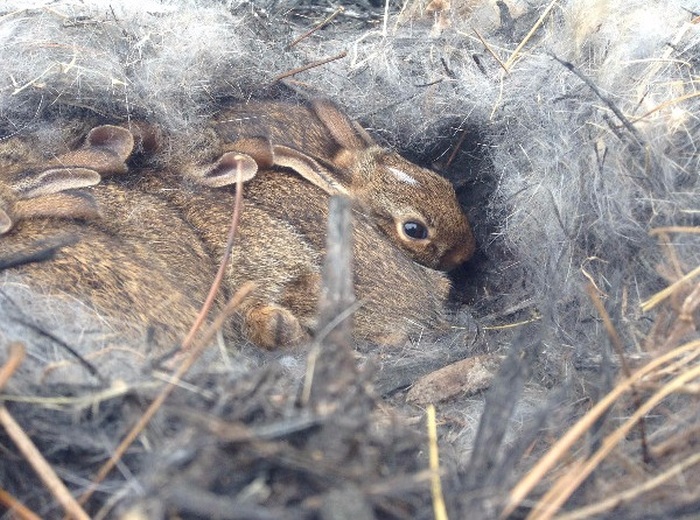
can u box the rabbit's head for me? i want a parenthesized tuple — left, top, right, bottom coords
(311, 99, 476, 270)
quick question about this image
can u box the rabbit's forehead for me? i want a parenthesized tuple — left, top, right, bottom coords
(386, 166, 419, 185)
(379, 155, 422, 184)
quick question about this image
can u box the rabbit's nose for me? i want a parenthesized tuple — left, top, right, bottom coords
(441, 234, 476, 270)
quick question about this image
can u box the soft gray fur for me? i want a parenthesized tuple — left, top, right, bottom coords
(1, 1, 699, 517)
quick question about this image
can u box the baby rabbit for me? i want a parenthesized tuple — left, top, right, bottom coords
(213, 97, 476, 271)
(1, 125, 217, 347)
(141, 136, 450, 348)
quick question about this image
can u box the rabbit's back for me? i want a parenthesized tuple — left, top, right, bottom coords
(215, 100, 336, 161)
(2, 182, 216, 347)
(140, 164, 450, 346)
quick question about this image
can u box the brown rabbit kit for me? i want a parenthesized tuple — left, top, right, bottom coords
(0, 124, 219, 355)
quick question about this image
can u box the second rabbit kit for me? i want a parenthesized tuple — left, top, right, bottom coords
(1, 96, 475, 349)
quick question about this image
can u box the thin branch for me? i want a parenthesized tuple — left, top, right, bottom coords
(286, 7, 344, 49)
(273, 52, 347, 82)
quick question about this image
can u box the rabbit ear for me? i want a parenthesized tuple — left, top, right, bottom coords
(227, 137, 275, 168)
(187, 151, 259, 188)
(13, 168, 101, 199)
(14, 190, 100, 222)
(85, 125, 135, 160)
(270, 145, 349, 196)
(311, 99, 375, 151)
(124, 121, 163, 154)
(0, 208, 12, 234)
(56, 125, 135, 175)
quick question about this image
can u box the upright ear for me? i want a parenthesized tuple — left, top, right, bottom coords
(270, 145, 349, 196)
(186, 151, 259, 188)
(55, 125, 135, 175)
(311, 99, 375, 152)
(13, 168, 101, 199)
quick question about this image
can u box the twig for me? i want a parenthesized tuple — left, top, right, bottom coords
(181, 163, 246, 350)
(427, 404, 448, 520)
(286, 7, 344, 49)
(0, 487, 41, 520)
(0, 406, 90, 520)
(302, 196, 359, 408)
(550, 55, 643, 144)
(316, 196, 355, 344)
(503, 0, 558, 70)
(273, 52, 347, 82)
(473, 29, 508, 73)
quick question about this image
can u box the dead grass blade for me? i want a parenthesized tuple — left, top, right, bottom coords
(641, 264, 700, 312)
(473, 28, 508, 73)
(0, 487, 41, 520)
(0, 345, 44, 520)
(0, 341, 24, 391)
(527, 361, 700, 519)
(503, 0, 558, 70)
(502, 338, 700, 518)
(427, 404, 448, 520)
(555, 451, 700, 520)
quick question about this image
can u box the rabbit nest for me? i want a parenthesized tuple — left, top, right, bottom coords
(1, 1, 700, 519)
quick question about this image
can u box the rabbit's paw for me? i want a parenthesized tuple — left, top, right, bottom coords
(244, 304, 307, 348)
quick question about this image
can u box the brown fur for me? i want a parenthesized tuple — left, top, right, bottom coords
(139, 161, 449, 348)
(2, 187, 216, 346)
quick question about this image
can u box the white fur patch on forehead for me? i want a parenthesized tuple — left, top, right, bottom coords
(387, 166, 419, 185)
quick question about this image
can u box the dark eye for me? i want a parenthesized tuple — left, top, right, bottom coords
(403, 221, 429, 240)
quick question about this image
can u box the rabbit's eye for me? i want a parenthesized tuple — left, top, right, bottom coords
(403, 221, 429, 240)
